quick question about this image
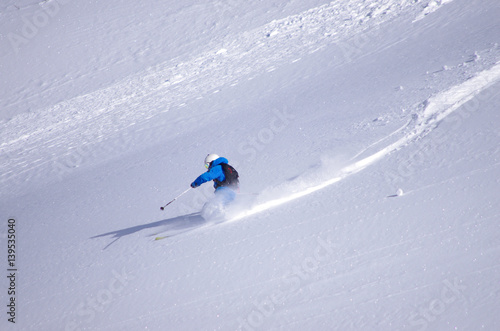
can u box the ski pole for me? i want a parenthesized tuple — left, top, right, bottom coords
(160, 188, 191, 210)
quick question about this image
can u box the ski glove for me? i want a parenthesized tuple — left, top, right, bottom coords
(190, 182, 199, 188)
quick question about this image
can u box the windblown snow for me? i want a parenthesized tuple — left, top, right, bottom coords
(1, 0, 499, 330)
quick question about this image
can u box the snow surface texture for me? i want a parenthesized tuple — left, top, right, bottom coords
(1, 0, 500, 330)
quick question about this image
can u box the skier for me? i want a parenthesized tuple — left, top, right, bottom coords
(190, 154, 239, 218)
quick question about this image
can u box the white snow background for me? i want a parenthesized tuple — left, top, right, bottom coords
(1, 0, 499, 330)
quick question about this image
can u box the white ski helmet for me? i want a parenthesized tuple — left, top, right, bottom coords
(204, 153, 219, 168)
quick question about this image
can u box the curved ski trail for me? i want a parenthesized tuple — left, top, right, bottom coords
(229, 63, 500, 222)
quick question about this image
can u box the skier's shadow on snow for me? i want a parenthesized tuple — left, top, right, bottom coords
(91, 213, 206, 250)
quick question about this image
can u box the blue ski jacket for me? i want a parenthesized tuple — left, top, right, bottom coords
(191, 157, 229, 190)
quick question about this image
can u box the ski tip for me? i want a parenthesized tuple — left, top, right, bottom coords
(155, 236, 167, 241)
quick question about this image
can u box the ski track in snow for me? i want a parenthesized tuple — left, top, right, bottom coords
(229, 62, 500, 221)
(1, 0, 443, 197)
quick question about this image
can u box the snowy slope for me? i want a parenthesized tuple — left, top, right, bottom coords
(1, 0, 500, 330)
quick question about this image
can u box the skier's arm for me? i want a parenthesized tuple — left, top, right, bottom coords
(190, 166, 223, 188)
